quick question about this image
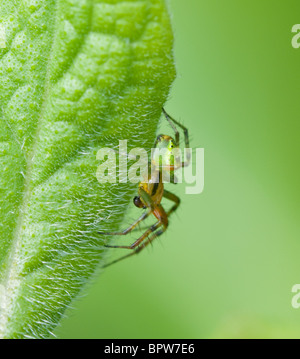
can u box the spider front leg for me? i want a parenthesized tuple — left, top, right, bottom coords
(112, 191, 180, 261)
(105, 219, 162, 250)
(102, 222, 168, 268)
(162, 108, 191, 167)
(98, 211, 150, 236)
(109, 189, 181, 235)
(101, 188, 168, 250)
(101, 190, 181, 268)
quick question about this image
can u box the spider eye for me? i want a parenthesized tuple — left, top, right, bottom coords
(133, 196, 143, 208)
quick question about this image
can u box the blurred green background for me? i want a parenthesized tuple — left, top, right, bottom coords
(55, 0, 300, 338)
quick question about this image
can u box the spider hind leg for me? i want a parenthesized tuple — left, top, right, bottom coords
(162, 108, 191, 167)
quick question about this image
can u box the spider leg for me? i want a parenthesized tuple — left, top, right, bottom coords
(105, 220, 162, 249)
(98, 211, 150, 236)
(102, 250, 137, 268)
(102, 223, 167, 268)
(104, 188, 168, 249)
(102, 189, 178, 237)
(105, 201, 168, 250)
(163, 189, 180, 216)
(112, 191, 179, 258)
(117, 190, 180, 233)
(162, 108, 191, 167)
(135, 226, 167, 253)
(162, 108, 180, 145)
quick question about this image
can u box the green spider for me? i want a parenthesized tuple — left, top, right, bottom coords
(100, 108, 190, 267)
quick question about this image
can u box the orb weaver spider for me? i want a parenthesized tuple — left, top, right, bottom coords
(100, 108, 190, 268)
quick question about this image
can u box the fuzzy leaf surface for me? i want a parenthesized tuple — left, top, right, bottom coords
(0, 0, 175, 338)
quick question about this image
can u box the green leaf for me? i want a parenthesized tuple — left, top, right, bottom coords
(0, 0, 175, 339)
